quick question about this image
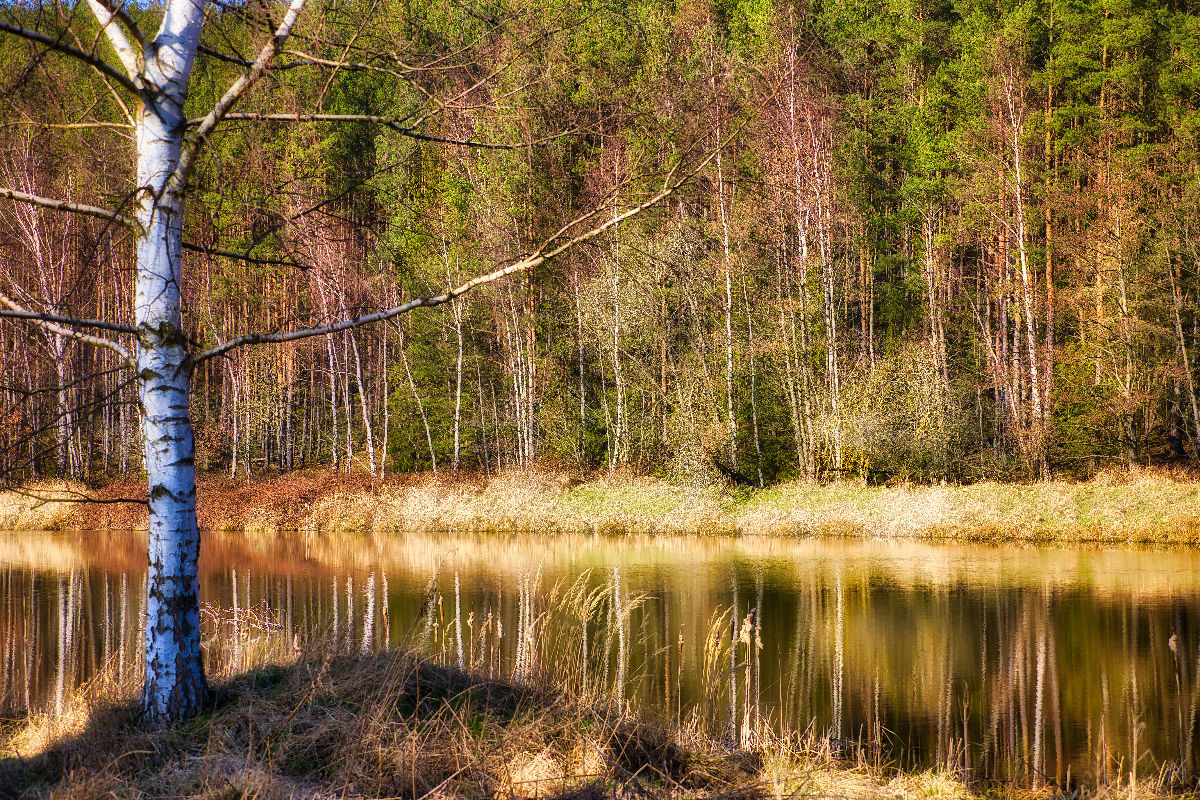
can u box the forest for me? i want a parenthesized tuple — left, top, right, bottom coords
(2, 0, 1199, 487)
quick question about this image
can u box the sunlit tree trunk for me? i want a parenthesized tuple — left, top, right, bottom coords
(1170, 263, 1200, 456)
(785, 37, 820, 477)
(609, 190, 627, 470)
(450, 297, 464, 472)
(314, 276, 341, 470)
(1003, 70, 1046, 477)
(136, 11, 208, 716)
(574, 270, 586, 462)
(743, 276, 763, 486)
(921, 212, 950, 394)
(348, 329, 376, 474)
(716, 145, 738, 471)
(395, 318, 438, 474)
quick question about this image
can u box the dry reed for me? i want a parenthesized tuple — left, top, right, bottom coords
(26, 466, 1200, 547)
(0, 482, 86, 532)
(5, 645, 1187, 799)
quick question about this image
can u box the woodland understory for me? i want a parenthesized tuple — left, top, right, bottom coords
(2, 0, 1199, 488)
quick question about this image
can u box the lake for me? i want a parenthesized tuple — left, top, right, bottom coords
(1, 528, 1197, 790)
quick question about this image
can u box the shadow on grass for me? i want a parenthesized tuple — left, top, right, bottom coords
(0, 650, 763, 800)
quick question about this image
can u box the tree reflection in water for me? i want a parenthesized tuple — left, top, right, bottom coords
(1, 529, 1198, 789)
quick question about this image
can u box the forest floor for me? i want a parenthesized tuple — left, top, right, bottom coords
(0, 644, 1168, 800)
(3, 466, 1200, 546)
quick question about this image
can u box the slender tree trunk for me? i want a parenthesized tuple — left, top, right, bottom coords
(1170, 262, 1200, 456)
(53, 333, 71, 477)
(348, 329, 376, 474)
(1115, 247, 1136, 465)
(1043, 43, 1056, 440)
(474, 337, 491, 475)
(136, 32, 209, 717)
(716, 146, 738, 471)
(396, 320, 438, 474)
(811, 123, 841, 474)
(609, 202, 626, 470)
(742, 275, 763, 486)
(452, 300, 464, 472)
(380, 329, 389, 475)
(1006, 73, 1046, 476)
(315, 277, 340, 469)
(574, 270, 586, 462)
(341, 332, 354, 467)
(922, 212, 949, 394)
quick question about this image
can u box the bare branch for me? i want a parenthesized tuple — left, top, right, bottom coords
(0, 290, 134, 366)
(90, 0, 148, 51)
(196, 43, 252, 67)
(182, 241, 309, 269)
(190, 112, 572, 150)
(0, 308, 136, 335)
(0, 186, 140, 230)
(278, 49, 404, 76)
(173, 0, 309, 190)
(198, 44, 348, 72)
(0, 20, 141, 95)
(84, 0, 142, 79)
(0, 485, 147, 507)
(1, 119, 134, 132)
(195, 141, 726, 365)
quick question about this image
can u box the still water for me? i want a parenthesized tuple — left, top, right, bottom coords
(2, 529, 1199, 788)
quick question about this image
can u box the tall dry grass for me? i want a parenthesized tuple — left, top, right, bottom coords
(736, 467, 1200, 545)
(0, 640, 943, 800)
(0, 481, 86, 531)
(51, 466, 1200, 546)
(6, 638, 1187, 798)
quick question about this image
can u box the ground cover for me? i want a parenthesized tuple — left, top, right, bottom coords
(4, 467, 1199, 546)
(0, 643, 1084, 800)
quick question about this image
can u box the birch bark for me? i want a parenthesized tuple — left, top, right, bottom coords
(135, 0, 207, 720)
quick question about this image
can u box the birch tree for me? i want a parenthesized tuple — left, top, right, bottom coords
(0, 0, 716, 722)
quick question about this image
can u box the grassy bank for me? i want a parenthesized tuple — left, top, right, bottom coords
(4, 467, 1200, 545)
(0, 645, 986, 800)
(5, 644, 1196, 800)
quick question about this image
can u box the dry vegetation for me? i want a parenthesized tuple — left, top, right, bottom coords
(3, 644, 1194, 799)
(6, 466, 1200, 546)
(0, 645, 988, 800)
(0, 482, 87, 532)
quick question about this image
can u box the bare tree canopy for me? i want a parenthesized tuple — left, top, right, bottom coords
(0, 0, 719, 721)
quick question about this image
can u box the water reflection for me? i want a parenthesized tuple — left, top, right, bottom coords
(2, 530, 1199, 790)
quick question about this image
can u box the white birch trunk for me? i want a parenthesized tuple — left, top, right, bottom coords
(348, 329, 377, 474)
(1005, 71, 1047, 476)
(716, 147, 737, 471)
(315, 277, 341, 469)
(134, 0, 209, 722)
(610, 218, 626, 470)
(396, 321, 438, 474)
(453, 307, 464, 472)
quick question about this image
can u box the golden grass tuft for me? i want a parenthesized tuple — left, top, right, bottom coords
(0, 481, 86, 531)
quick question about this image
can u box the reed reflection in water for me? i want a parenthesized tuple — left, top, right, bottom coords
(1, 529, 1199, 791)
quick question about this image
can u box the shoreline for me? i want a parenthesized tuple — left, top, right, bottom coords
(2, 467, 1200, 547)
(1, 646, 1190, 800)
(4, 472, 1200, 798)
(0, 646, 1118, 800)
